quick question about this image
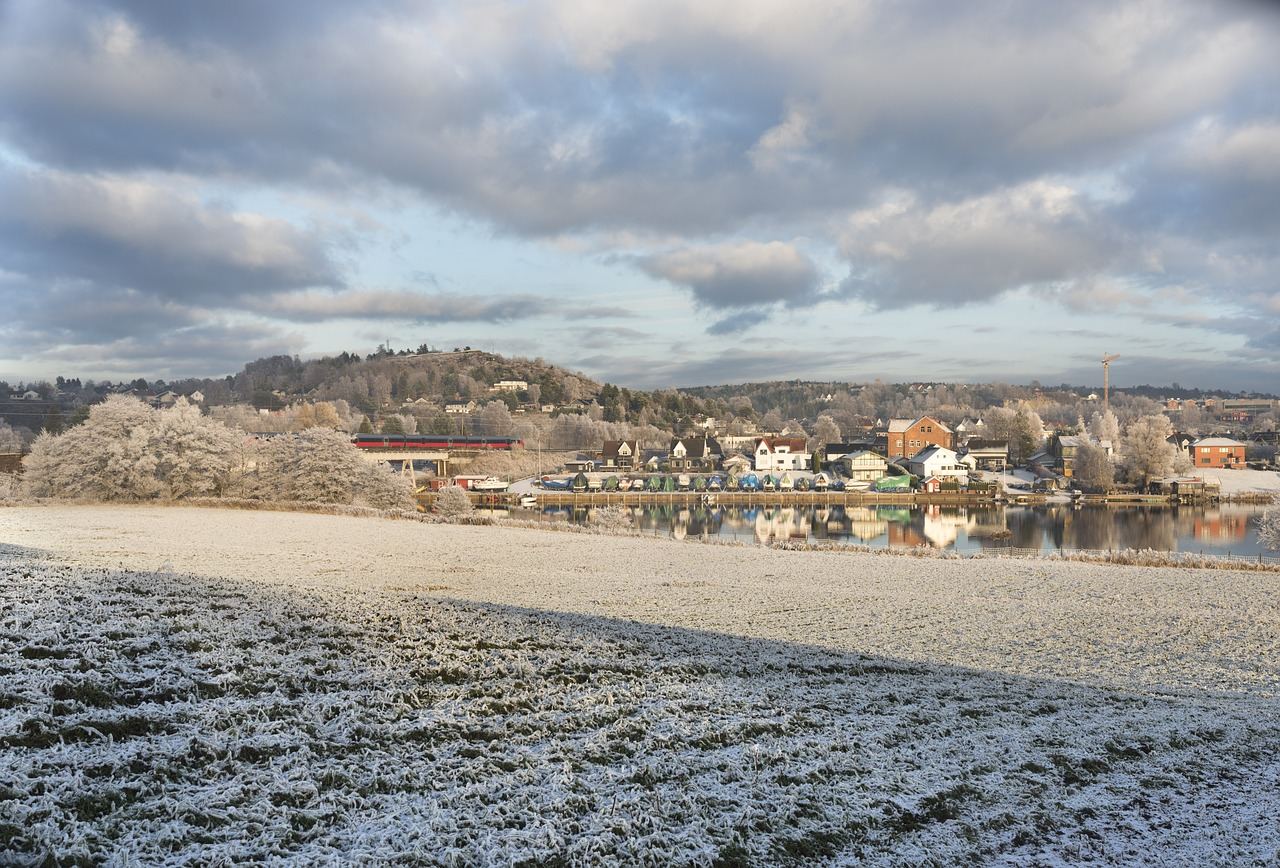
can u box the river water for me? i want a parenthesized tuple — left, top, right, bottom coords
(497, 502, 1275, 557)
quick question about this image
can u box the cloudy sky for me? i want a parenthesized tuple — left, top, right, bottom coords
(2, 0, 1278, 390)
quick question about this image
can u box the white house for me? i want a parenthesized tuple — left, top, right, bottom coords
(445, 400, 477, 414)
(753, 436, 811, 472)
(840, 450, 889, 482)
(188, 390, 205, 404)
(489, 380, 528, 393)
(906, 445, 969, 483)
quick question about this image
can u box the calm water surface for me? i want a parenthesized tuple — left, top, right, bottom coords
(496, 503, 1274, 557)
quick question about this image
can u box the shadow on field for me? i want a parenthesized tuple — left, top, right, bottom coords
(2, 552, 1279, 864)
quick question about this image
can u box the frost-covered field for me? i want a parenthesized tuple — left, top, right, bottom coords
(3, 506, 1280, 863)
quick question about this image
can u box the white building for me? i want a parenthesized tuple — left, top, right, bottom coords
(906, 445, 969, 483)
(489, 380, 528, 393)
(753, 436, 811, 472)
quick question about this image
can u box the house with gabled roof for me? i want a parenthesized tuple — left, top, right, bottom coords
(669, 435, 721, 471)
(753, 436, 810, 472)
(885, 416, 953, 459)
(601, 439, 641, 470)
(906, 445, 969, 483)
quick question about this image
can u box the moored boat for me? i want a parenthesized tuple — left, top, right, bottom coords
(813, 472, 830, 491)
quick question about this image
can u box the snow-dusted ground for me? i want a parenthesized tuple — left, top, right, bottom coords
(3, 506, 1280, 863)
(1197, 466, 1280, 495)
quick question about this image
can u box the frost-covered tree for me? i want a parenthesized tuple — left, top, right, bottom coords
(151, 400, 244, 498)
(760, 409, 784, 432)
(359, 462, 417, 510)
(0, 420, 24, 452)
(251, 428, 415, 509)
(473, 402, 514, 437)
(1120, 414, 1178, 487)
(1089, 410, 1120, 448)
(1012, 404, 1045, 463)
(1073, 443, 1114, 491)
(22, 396, 161, 499)
(21, 396, 246, 501)
(434, 485, 473, 517)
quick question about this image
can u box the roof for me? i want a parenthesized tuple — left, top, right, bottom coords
(670, 435, 720, 458)
(823, 441, 877, 454)
(908, 444, 957, 462)
(843, 450, 887, 463)
(888, 416, 953, 433)
(601, 439, 639, 459)
(1193, 437, 1247, 447)
(755, 436, 807, 453)
(1057, 435, 1089, 448)
(964, 438, 1009, 452)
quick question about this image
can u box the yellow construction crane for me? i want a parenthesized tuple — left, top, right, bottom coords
(1102, 353, 1120, 410)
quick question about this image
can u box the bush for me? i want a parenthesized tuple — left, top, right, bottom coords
(589, 505, 632, 532)
(0, 473, 21, 503)
(22, 396, 241, 500)
(433, 485, 474, 518)
(1260, 502, 1280, 551)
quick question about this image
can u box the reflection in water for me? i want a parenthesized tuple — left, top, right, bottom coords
(512, 503, 1272, 556)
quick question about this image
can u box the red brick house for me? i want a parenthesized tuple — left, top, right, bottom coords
(885, 416, 954, 459)
(1190, 437, 1246, 468)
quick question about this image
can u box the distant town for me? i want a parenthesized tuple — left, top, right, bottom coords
(3, 347, 1276, 503)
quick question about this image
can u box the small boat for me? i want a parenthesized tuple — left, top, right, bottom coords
(571, 472, 589, 493)
(795, 475, 810, 492)
(618, 477, 632, 492)
(829, 479, 845, 492)
(587, 474, 604, 491)
(741, 473, 760, 492)
(707, 475, 723, 492)
(471, 476, 509, 492)
(604, 476, 619, 492)
(663, 476, 676, 493)
(647, 475, 663, 493)
(677, 474, 692, 491)
(518, 494, 538, 508)
(846, 479, 871, 491)
(779, 473, 794, 491)
(693, 476, 708, 492)
(812, 472, 830, 491)
(762, 475, 777, 492)
(726, 474, 740, 491)
(540, 475, 571, 491)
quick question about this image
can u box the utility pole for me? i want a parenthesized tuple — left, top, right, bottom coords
(1102, 354, 1120, 411)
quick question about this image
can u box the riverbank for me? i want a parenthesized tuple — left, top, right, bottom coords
(3, 506, 1279, 862)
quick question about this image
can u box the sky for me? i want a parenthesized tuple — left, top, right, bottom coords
(1, 0, 1279, 391)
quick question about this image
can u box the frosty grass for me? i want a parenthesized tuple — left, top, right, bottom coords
(2, 540, 1278, 865)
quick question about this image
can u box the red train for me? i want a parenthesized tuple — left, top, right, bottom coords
(352, 434, 523, 450)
